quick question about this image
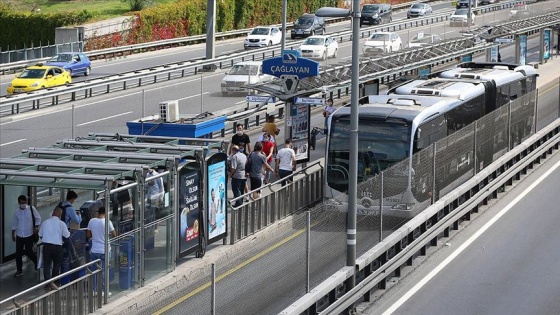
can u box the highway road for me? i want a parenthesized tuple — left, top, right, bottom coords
(0, 2, 554, 159)
(0, 1, 459, 97)
(358, 127, 560, 315)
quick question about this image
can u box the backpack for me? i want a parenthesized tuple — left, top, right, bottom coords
(55, 202, 72, 227)
(245, 152, 253, 174)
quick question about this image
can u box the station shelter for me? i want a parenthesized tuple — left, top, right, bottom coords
(0, 133, 228, 299)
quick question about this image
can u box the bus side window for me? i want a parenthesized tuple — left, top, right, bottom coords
(416, 116, 446, 151)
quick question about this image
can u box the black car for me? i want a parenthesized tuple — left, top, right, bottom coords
(456, 0, 477, 8)
(360, 4, 392, 27)
(291, 14, 326, 39)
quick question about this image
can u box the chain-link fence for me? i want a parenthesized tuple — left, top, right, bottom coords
(130, 89, 554, 314)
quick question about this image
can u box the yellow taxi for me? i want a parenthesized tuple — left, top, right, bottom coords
(7, 64, 72, 95)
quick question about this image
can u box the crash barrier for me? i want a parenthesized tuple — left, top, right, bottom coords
(228, 160, 324, 244)
(279, 90, 560, 314)
(0, 0, 532, 112)
(0, 0, 440, 73)
(0, 259, 103, 315)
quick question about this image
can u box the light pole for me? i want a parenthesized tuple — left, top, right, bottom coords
(316, 1, 360, 296)
(281, 0, 287, 54)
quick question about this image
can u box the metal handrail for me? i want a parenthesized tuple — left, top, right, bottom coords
(0, 259, 101, 306)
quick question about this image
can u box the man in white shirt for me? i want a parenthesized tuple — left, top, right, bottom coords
(11, 195, 41, 278)
(39, 207, 70, 290)
(146, 168, 165, 208)
(87, 206, 116, 294)
(275, 139, 297, 186)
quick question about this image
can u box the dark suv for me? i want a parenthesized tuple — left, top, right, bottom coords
(291, 14, 326, 39)
(360, 4, 392, 27)
(456, 0, 477, 8)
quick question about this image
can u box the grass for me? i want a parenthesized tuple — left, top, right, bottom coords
(7, 0, 179, 21)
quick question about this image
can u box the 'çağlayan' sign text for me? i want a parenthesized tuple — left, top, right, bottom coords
(262, 50, 320, 79)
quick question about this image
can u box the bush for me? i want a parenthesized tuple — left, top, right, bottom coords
(122, 0, 155, 11)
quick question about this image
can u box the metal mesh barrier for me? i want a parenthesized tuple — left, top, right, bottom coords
(536, 78, 560, 130)
(510, 90, 537, 148)
(476, 106, 509, 172)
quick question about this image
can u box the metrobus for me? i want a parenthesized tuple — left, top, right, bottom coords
(324, 62, 538, 217)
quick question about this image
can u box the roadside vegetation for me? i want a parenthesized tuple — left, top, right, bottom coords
(2, 0, 176, 20)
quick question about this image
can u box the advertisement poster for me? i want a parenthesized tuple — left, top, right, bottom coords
(544, 29, 551, 60)
(490, 46, 499, 63)
(461, 54, 473, 63)
(290, 103, 310, 163)
(178, 168, 200, 257)
(207, 153, 228, 243)
(519, 34, 527, 65)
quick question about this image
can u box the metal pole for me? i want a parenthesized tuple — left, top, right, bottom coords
(72, 104, 75, 138)
(205, 0, 216, 59)
(211, 263, 216, 314)
(379, 172, 383, 242)
(347, 0, 360, 294)
(142, 90, 145, 135)
(467, 1, 472, 31)
(281, 0, 287, 55)
(306, 211, 311, 293)
(201, 76, 204, 112)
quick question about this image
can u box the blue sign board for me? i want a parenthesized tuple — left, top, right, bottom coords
(544, 29, 551, 60)
(519, 34, 527, 65)
(263, 50, 320, 79)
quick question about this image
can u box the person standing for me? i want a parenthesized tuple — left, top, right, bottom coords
(275, 139, 297, 186)
(323, 99, 337, 130)
(247, 142, 276, 199)
(146, 168, 165, 208)
(87, 206, 116, 294)
(229, 124, 251, 156)
(229, 145, 247, 207)
(39, 207, 70, 290)
(11, 195, 41, 278)
(59, 190, 81, 230)
(260, 133, 275, 184)
(262, 115, 280, 137)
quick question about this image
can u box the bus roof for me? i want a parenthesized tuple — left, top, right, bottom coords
(392, 78, 486, 100)
(439, 63, 537, 86)
(336, 94, 460, 123)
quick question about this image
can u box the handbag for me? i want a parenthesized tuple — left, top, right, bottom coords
(30, 206, 39, 243)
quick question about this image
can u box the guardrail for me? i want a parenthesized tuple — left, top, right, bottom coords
(0, 0, 524, 74)
(1, 1, 527, 118)
(0, 259, 103, 315)
(279, 103, 560, 314)
(0, 42, 84, 65)
(228, 160, 324, 244)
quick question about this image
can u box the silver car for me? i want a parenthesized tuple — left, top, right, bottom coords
(407, 3, 433, 18)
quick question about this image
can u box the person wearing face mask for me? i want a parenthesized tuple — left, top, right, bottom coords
(229, 123, 252, 156)
(12, 195, 41, 278)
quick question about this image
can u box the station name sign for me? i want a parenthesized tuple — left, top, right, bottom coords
(263, 50, 320, 79)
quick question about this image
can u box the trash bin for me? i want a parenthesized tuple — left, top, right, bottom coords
(119, 236, 134, 290)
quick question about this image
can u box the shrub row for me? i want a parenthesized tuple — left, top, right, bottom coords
(0, 10, 92, 51)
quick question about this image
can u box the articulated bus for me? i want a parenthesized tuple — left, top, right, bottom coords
(324, 62, 538, 218)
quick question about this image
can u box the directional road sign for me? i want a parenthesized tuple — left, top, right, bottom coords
(246, 95, 276, 103)
(294, 97, 325, 105)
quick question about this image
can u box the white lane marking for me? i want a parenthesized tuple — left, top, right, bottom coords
(177, 92, 210, 101)
(382, 158, 560, 315)
(0, 139, 26, 147)
(76, 111, 133, 126)
(235, 100, 246, 104)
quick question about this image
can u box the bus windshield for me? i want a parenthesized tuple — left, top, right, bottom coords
(327, 118, 410, 191)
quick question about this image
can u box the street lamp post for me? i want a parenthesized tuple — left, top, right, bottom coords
(281, 0, 287, 54)
(316, 0, 360, 297)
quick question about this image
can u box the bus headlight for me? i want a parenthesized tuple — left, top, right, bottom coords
(392, 203, 413, 210)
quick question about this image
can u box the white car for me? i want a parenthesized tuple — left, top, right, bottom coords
(408, 33, 442, 48)
(244, 26, 282, 50)
(362, 32, 402, 55)
(450, 9, 475, 26)
(297, 35, 339, 60)
(221, 61, 275, 96)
